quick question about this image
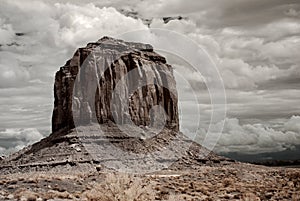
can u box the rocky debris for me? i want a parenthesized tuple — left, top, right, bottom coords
(52, 36, 179, 133)
(0, 164, 299, 200)
(0, 37, 230, 174)
(0, 122, 230, 174)
(0, 36, 299, 200)
(151, 165, 300, 200)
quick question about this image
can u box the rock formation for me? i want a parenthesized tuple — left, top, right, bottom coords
(52, 36, 179, 133)
(0, 37, 231, 174)
(0, 38, 299, 201)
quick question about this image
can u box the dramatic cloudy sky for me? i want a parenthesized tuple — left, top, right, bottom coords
(0, 0, 299, 160)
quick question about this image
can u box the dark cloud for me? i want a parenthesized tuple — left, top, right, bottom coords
(0, 128, 43, 155)
(190, 116, 300, 154)
(144, 0, 300, 27)
(0, 0, 299, 157)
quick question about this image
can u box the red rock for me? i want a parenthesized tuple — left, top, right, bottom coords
(52, 37, 179, 133)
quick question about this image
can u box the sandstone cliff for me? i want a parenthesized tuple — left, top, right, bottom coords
(0, 38, 299, 201)
(52, 37, 179, 133)
(0, 37, 229, 174)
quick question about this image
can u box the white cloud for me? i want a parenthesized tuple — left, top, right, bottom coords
(189, 116, 300, 154)
(0, 19, 14, 44)
(0, 52, 31, 88)
(0, 128, 43, 155)
(284, 115, 300, 133)
(285, 8, 300, 17)
(0, 0, 148, 130)
(150, 15, 300, 90)
(219, 58, 280, 90)
(0, 0, 299, 158)
(0, 0, 148, 76)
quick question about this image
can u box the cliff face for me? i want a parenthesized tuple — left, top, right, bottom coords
(52, 37, 179, 132)
(0, 36, 233, 175)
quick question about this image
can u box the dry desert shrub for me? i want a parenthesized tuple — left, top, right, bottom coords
(222, 178, 234, 187)
(164, 193, 186, 201)
(242, 192, 261, 201)
(14, 189, 38, 201)
(287, 171, 300, 184)
(43, 190, 73, 200)
(292, 193, 300, 201)
(83, 173, 155, 201)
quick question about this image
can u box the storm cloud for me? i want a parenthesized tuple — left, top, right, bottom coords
(0, 0, 299, 157)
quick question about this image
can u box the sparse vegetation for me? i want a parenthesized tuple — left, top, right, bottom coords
(82, 173, 156, 201)
(0, 165, 299, 200)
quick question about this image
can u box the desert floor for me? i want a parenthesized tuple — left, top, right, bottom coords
(0, 163, 299, 201)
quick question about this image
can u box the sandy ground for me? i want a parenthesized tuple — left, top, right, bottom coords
(0, 162, 299, 201)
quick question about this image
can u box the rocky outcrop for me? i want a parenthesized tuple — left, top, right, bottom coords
(0, 37, 235, 174)
(52, 37, 179, 133)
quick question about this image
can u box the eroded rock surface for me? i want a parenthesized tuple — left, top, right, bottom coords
(1, 37, 223, 174)
(0, 37, 299, 201)
(52, 37, 179, 133)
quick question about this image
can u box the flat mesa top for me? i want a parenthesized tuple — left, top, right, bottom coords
(85, 36, 154, 52)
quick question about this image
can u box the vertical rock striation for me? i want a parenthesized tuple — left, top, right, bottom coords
(0, 37, 233, 175)
(52, 37, 179, 133)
